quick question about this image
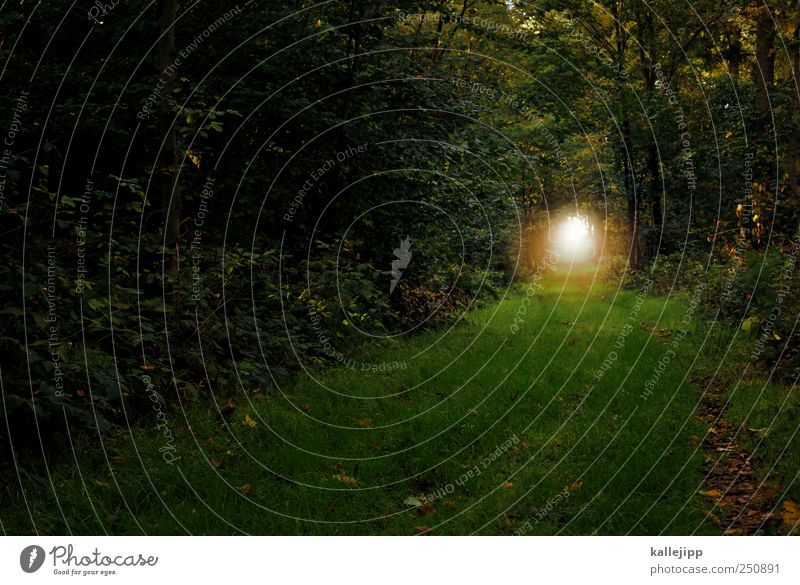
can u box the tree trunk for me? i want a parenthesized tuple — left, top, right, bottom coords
(613, 1, 639, 269)
(626, 173, 641, 269)
(323, 0, 361, 235)
(159, 0, 180, 272)
(752, 5, 775, 128)
(789, 21, 800, 219)
(589, 211, 605, 260)
(724, 25, 742, 79)
(621, 114, 640, 269)
(634, 6, 663, 256)
(648, 143, 662, 229)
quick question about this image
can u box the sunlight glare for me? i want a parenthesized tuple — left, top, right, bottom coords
(560, 216, 588, 243)
(552, 216, 592, 263)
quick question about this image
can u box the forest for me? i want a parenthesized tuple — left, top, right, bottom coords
(1, 0, 799, 536)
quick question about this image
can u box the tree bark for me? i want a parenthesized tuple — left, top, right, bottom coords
(159, 0, 180, 272)
(618, 107, 641, 269)
(648, 144, 662, 228)
(625, 156, 641, 270)
(752, 5, 775, 128)
(788, 21, 800, 218)
(613, 1, 640, 269)
(635, 6, 662, 255)
(724, 24, 742, 79)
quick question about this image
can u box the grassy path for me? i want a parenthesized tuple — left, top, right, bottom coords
(11, 266, 792, 535)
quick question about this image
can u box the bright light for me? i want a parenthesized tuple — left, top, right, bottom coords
(559, 216, 588, 243)
(553, 216, 592, 262)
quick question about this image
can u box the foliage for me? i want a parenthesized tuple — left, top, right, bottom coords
(1, 0, 799, 491)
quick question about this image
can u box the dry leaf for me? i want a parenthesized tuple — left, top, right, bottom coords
(333, 473, 358, 486)
(357, 418, 374, 428)
(503, 481, 514, 489)
(301, 403, 310, 413)
(566, 480, 583, 492)
(208, 456, 222, 468)
(782, 500, 800, 525)
(94, 480, 110, 488)
(417, 503, 436, 516)
(404, 496, 422, 507)
(187, 149, 201, 169)
(700, 489, 722, 498)
(241, 483, 251, 494)
(413, 525, 431, 534)
(243, 414, 257, 428)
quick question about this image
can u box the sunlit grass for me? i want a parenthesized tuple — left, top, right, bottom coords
(7, 267, 782, 535)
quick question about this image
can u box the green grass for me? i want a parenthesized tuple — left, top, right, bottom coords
(8, 264, 794, 535)
(698, 320, 800, 523)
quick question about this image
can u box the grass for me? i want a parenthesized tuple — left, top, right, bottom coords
(5, 262, 796, 535)
(699, 319, 800, 522)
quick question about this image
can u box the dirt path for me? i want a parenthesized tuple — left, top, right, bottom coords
(693, 375, 778, 535)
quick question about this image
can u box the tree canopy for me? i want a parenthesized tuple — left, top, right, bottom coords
(1, 0, 799, 507)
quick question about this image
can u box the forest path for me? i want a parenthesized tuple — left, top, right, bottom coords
(8, 262, 754, 535)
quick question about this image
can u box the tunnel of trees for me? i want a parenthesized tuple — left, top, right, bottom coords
(1, 1, 799, 535)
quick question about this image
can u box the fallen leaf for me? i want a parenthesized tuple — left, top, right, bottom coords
(566, 480, 583, 492)
(750, 487, 777, 504)
(301, 403, 310, 413)
(782, 500, 800, 525)
(700, 489, 722, 498)
(357, 418, 374, 428)
(94, 480, 110, 488)
(333, 473, 358, 486)
(503, 481, 514, 489)
(417, 503, 436, 516)
(413, 525, 431, 534)
(404, 496, 422, 507)
(208, 456, 222, 468)
(241, 483, 251, 494)
(243, 414, 257, 428)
